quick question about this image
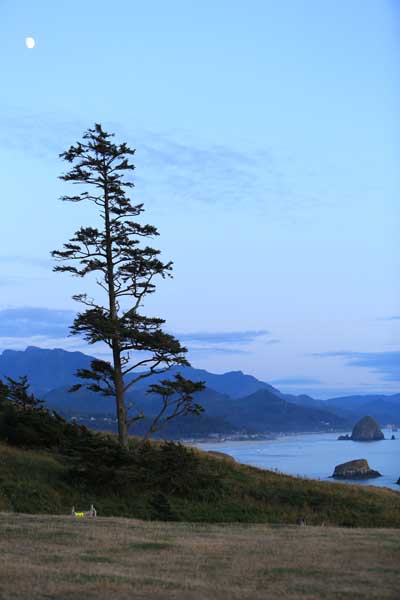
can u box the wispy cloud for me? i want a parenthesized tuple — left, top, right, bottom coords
(178, 329, 278, 358)
(188, 346, 250, 356)
(0, 113, 87, 161)
(0, 255, 51, 269)
(270, 376, 322, 385)
(0, 307, 275, 360)
(0, 112, 307, 214)
(0, 276, 23, 288)
(135, 132, 289, 210)
(0, 307, 74, 338)
(176, 330, 270, 344)
(379, 316, 400, 321)
(313, 350, 400, 382)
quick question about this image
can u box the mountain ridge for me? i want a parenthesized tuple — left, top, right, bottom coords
(1, 346, 398, 436)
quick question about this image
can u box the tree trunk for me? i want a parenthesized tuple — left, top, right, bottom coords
(103, 174, 129, 448)
(113, 345, 128, 447)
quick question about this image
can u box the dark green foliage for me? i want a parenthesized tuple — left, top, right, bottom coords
(0, 397, 92, 450)
(2, 376, 44, 411)
(131, 441, 224, 500)
(0, 381, 8, 409)
(70, 359, 116, 396)
(65, 434, 223, 503)
(144, 375, 205, 438)
(64, 432, 134, 488)
(149, 493, 175, 521)
(0, 377, 72, 448)
(52, 124, 204, 446)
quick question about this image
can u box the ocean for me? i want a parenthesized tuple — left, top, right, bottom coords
(197, 428, 400, 491)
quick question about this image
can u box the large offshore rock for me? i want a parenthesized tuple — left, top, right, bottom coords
(332, 459, 381, 480)
(351, 416, 384, 441)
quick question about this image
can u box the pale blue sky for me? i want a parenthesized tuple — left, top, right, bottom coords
(0, 1, 399, 397)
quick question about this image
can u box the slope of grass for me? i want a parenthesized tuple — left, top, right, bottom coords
(1, 513, 399, 599)
(0, 441, 399, 527)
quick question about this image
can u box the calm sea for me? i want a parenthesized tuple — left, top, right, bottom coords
(197, 429, 400, 491)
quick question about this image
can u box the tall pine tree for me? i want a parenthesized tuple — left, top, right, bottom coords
(52, 124, 202, 447)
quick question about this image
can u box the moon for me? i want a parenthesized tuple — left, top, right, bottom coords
(25, 37, 36, 49)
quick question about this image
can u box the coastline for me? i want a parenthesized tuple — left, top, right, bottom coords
(184, 428, 350, 445)
(193, 429, 400, 492)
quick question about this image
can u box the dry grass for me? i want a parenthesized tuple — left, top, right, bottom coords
(1, 513, 399, 599)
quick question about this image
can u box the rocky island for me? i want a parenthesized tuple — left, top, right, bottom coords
(332, 459, 382, 480)
(338, 415, 384, 442)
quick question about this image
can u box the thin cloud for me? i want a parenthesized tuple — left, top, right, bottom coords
(313, 350, 400, 382)
(0, 112, 306, 214)
(188, 346, 250, 356)
(379, 316, 400, 321)
(137, 132, 291, 210)
(0, 113, 87, 160)
(0, 307, 74, 338)
(176, 330, 270, 344)
(0, 276, 23, 287)
(0, 308, 273, 348)
(0, 255, 51, 269)
(270, 376, 322, 385)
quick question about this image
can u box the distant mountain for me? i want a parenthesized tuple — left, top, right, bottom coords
(225, 389, 350, 433)
(0, 346, 278, 399)
(360, 398, 400, 425)
(326, 395, 400, 425)
(44, 384, 233, 418)
(44, 385, 241, 438)
(280, 393, 326, 410)
(44, 385, 115, 415)
(1, 346, 398, 436)
(134, 365, 280, 398)
(50, 385, 349, 437)
(0, 346, 94, 395)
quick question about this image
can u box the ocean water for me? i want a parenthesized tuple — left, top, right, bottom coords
(197, 429, 400, 491)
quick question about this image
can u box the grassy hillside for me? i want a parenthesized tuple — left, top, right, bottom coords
(1, 441, 399, 527)
(1, 513, 399, 600)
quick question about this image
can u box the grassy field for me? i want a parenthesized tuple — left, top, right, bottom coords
(1, 513, 399, 599)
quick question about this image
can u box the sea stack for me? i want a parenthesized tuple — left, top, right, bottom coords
(332, 459, 381, 480)
(350, 416, 384, 441)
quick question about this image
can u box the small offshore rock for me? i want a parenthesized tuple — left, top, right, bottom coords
(391, 434, 396, 440)
(332, 459, 381, 480)
(337, 434, 351, 440)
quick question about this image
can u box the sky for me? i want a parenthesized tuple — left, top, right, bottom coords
(0, 0, 399, 398)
